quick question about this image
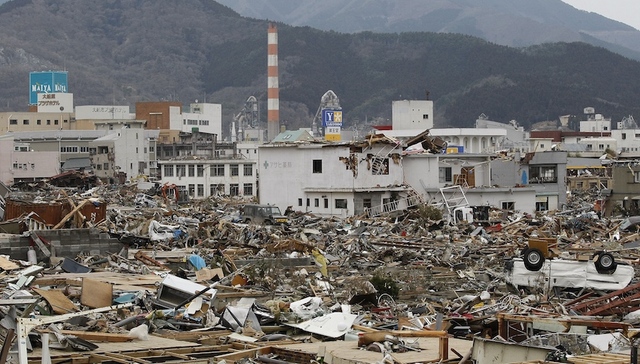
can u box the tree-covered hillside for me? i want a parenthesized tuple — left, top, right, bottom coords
(0, 0, 639, 135)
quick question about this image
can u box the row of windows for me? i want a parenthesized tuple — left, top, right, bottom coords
(163, 164, 253, 177)
(183, 183, 253, 197)
(12, 162, 35, 170)
(60, 146, 93, 153)
(9, 119, 67, 125)
(297, 197, 348, 209)
(185, 119, 210, 126)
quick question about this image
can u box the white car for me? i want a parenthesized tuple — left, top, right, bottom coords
(505, 257, 634, 291)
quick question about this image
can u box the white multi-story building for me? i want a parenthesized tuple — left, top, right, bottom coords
(0, 135, 60, 185)
(576, 137, 618, 157)
(177, 102, 222, 137)
(611, 129, 640, 158)
(258, 138, 412, 217)
(579, 107, 612, 133)
(90, 127, 159, 182)
(159, 157, 257, 199)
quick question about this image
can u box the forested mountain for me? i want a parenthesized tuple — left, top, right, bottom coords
(0, 0, 639, 135)
(218, 0, 640, 61)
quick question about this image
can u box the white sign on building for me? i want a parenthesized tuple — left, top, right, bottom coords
(37, 93, 74, 113)
(75, 105, 133, 120)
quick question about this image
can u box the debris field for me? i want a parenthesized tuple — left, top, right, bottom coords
(1, 182, 640, 364)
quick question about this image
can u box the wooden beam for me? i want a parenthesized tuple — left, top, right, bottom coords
(53, 199, 89, 229)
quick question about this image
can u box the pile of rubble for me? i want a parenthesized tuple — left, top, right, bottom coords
(1, 184, 640, 363)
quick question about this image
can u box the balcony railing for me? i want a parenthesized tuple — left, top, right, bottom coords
(364, 194, 423, 218)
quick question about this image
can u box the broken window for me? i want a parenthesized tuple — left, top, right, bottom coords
(530, 166, 557, 183)
(210, 184, 224, 195)
(243, 164, 253, 176)
(211, 164, 224, 176)
(313, 159, 323, 173)
(439, 167, 452, 183)
(231, 164, 239, 176)
(176, 165, 186, 177)
(243, 183, 253, 196)
(314, 198, 319, 207)
(502, 201, 515, 210)
(188, 184, 195, 196)
(164, 165, 174, 177)
(536, 201, 549, 211)
(363, 199, 372, 209)
(372, 158, 389, 175)
(188, 165, 195, 177)
(230, 184, 239, 196)
(197, 165, 204, 177)
(197, 184, 204, 197)
(335, 199, 347, 209)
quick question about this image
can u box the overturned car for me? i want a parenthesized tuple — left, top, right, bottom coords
(506, 237, 634, 291)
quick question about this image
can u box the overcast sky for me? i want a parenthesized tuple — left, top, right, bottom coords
(562, 0, 640, 30)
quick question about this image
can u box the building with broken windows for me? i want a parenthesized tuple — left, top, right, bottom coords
(603, 160, 640, 216)
(257, 135, 416, 217)
(403, 152, 538, 215)
(89, 127, 159, 183)
(158, 157, 257, 199)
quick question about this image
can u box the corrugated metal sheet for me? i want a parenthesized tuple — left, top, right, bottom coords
(4, 199, 106, 227)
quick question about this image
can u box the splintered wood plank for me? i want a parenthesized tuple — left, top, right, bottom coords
(32, 288, 78, 314)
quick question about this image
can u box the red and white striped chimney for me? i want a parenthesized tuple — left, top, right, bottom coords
(267, 23, 280, 141)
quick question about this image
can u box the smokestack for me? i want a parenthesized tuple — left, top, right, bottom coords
(267, 23, 280, 141)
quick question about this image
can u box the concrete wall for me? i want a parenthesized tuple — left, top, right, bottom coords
(392, 100, 433, 130)
(0, 228, 122, 262)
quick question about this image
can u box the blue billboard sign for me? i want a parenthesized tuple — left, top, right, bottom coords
(322, 109, 343, 128)
(29, 71, 68, 105)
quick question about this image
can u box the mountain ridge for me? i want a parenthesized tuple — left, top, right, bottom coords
(217, 0, 640, 61)
(0, 0, 639, 136)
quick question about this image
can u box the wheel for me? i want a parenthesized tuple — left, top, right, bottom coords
(523, 248, 544, 271)
(595, 252, 617, 274)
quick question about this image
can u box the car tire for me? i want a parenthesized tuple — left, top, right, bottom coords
(595, 252, 617, 274)
(523, 248, 544, 271)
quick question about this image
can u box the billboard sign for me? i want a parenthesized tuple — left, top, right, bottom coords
(29, 71, 68, 105)
(325, 126, 341, 141)
(322, 109, 342, 128)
